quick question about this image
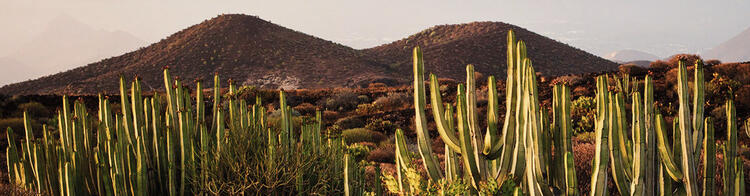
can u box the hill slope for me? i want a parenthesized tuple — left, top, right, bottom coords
(0, 14, 394, 95)
(0, 16, 618, 95)
(703, 26, 750, 62)
(364, 22, 618, 80)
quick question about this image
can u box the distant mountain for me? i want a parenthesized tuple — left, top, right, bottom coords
(1, 15, 619, 95)
(0, 57, 29, 86)
(364, 22, 618, 81)
(703, 26, 750, 62)
(0, 14, 145, 86)
(605, 49, 660, 63)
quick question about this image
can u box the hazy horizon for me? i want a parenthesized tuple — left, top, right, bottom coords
(2, 0, 750, 85)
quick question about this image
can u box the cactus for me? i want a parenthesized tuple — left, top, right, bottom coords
(703, 117, 715, 196)
(590, 75, 610, 196)
(723, 98, 740, 195)
(653, 60, 714, 196)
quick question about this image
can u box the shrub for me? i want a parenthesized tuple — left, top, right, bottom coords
(618, 64, 647, 76)
(368, 83, 388, 88)
(367, 145, 395, 163)
(649, 60, 670, 70)
(342, 128, 386, 144)
(0, 184, 36, 196)
(707, 73, 742, 102)
(705, 59, 721, 66)
(365, 119, 398, 134)
(325, 90, 360, 111)
(347, 143, 372, 162)
(355, 103, 382, 115)
(575, 131, 597, 143)
(357, 95, 371, 103)
(293, 102, 317, 115)
(322, 110, 340, 122)
(17, 102, 50, 118)
(552, 75, 585, 86)
(0, 118, 42, 137)
(334, 116, 365, 129)
(666, 54, 702, 68)
(571, 96, 596, 133)
(373, 92, 411, 110)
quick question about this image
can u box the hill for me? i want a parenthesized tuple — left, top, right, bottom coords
(605, 49, 660, 63)
(0, 14, 395, 95)
(364, 22, 618, 80)
(0, 16, 618, 95)
(703, 26, 750, 62)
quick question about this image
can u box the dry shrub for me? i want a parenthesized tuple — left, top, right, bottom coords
(552, 75, 585, 86)
(572, 143, 595, 194)
(618, 64, 647, 76)
(666, 54, 702, 68)
(368, 82, 388, 88)
(734, 85, 750, 111)
(373, 92, 411, 110)
(0, 184, 36, 196)
(293, 102, 317, 115)
(712, 62, 750, 84)
(649, 60, 670, 70)
(705, 59, 722, 66)
(334, 116, 365, 129)
(325, 90, 359, 111)
(367, 145, 396, 163)
(16, 102, 50, 118)
(322, 110, 340, 122)
(355, 103, 382, 115)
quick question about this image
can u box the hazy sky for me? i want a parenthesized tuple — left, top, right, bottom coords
(1, 0, 749, 76)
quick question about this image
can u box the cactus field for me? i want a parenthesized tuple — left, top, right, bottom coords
(2, 29, 750, 195)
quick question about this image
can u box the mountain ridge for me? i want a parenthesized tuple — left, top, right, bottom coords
(0, 14, 617, 95)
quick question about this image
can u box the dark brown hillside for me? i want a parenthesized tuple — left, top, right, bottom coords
(0, 17, 619, 96)
(0, 14, 396, 95)
(364, 22, 619, 81)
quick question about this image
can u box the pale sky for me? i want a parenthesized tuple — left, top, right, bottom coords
(1, 0, 749, 84)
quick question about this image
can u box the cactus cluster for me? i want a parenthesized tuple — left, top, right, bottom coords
(390, 29, 747, 195)
(387, 30, 578, 195)
(5, 69, 356, 195)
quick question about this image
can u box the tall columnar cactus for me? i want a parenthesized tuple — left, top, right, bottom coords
(5, 67, 344, 195)
(552, 84, 577, 195)
(590, 75, 610, 196)
(723, 98, 740, 195)
(654, 60, 711, 196)
(702, 117, 715, 196)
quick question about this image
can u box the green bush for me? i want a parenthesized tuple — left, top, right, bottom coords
(342, 128, 386, 144)
(575, 131, 597, 143)
(571, 96, 596, 133)
(347, 143, 371, 162)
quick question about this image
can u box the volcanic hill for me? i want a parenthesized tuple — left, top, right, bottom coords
(364, 22, 618, 81)
(0, 15, 618, 95)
